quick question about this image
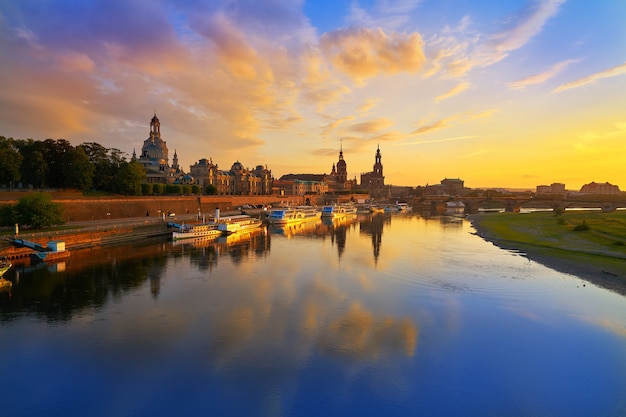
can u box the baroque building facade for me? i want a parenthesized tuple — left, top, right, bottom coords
(189, 158, 272, 195)
(133, 113, 182, 184)
(360, 146, 387, 198)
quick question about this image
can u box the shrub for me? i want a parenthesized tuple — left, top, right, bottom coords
(573, 221, 590, 231)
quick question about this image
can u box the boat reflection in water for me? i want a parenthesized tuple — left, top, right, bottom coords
(2, 211, 626, 417)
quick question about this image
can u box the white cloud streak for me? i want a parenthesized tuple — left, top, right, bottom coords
(552, 62, 626, 93)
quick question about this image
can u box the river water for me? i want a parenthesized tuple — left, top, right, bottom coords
(1, 213, 625, 417)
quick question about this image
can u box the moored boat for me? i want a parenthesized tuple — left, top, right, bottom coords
(321, 204, 357, 219)
(172, 223, 221, 241)
(217, 215, 263, 235)
(0, 259, 12, 277)
(268, 206, 321, 225)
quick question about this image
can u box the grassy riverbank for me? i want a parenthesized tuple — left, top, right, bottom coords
(469, 211, 626, 295)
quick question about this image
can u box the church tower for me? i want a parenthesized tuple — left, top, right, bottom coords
(336, 141, 347, 184)
(373, 145, 383, 176)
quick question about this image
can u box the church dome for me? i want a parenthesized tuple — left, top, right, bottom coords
(231, 161, 244, 171)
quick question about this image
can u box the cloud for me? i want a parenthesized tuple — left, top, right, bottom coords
(56, 52, 96, 72)
(320, 27, 426, 82)
(347, 0, 423, 30)
(401, 135, 476, 146)
(348, 118, 394, 134)
(435, 81, 470, 102)
(508, 59, 579, 90)
(486, 0, 566, 62)
(552, 62, 626, 93)
(356, 98, 379, 114)
(410, 118, 452, 135)
(427, 0, 566, 79)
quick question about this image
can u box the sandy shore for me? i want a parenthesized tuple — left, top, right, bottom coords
(468, 214, 626, 296)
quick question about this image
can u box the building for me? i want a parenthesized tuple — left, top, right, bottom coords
(536, 183, 566, 194)
(579, 182, 621, 195)
(189, 159, 273, 195)
(326, 143, 356, 192)
(360, 146, 387, 198)
(133, 113, 183, 184)
(275, 174, 329, 196)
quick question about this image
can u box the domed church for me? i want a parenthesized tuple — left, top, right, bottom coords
(133, 113, 182, 183)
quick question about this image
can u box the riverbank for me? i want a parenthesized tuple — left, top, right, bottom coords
(469, 211, 626, 296)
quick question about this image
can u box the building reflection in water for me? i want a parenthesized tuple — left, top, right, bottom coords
(359, 212, 390, 265)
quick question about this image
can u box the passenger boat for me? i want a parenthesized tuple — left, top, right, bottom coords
(217, 215, 263, 235)
(321, 204, 358, 219)
(268, 206, 321, 225)
(384, 202, 411, 213)
(172, 223, 221, 241)
(0, 259, 12, 278)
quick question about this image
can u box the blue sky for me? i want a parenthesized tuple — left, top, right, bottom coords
(1, 0, 625, 188)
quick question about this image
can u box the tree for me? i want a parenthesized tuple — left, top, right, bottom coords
(41, 139, 74, 188)
(64, 146, 95, 190)
(0, 136, 23, 186)
(0, 204, 17, 227)
(113, 159, 146, 195)
(80, 142, 126, 192)
(15, 193, 64, 228)
(15, 139, 48, 188)
(205, 184, 217, 195)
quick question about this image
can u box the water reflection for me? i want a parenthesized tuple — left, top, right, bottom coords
(1, 212, 625, 416)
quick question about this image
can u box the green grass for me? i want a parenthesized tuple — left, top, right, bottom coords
(472, 211, 626, 259)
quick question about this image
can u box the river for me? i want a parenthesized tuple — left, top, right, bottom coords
(1, 212, 625, 417)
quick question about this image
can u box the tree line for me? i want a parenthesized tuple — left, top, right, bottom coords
(0, 136, 146, 194)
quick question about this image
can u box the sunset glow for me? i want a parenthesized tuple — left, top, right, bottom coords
(1, 0, 624, 189)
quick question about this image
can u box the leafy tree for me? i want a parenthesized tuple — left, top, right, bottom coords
(15, 193, 64, 228)
(113, 159, 146, 195)
(0, 136, 23, 186)
(15, 139, 48, 188)
(41, 139, 74, 188)
(205, 184, 217, 195)
(191, 185, 201, 195)
(80, 142, 126, 192)
(0, 204, 17, 227)
(64, 146, 95, 190)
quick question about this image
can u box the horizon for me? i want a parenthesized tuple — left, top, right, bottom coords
(1, 1, 624, 190)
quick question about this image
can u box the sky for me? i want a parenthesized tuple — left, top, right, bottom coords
(1, 0, 625, 190)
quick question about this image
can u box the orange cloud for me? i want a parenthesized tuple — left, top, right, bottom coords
(508, 59, 578, 90)
(435, 81, 470, 102)
(320, 27, 426, 82)
(348, 118, 393, 134)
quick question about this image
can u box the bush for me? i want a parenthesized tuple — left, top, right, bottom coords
(573, 221, 590, 231)
(15, 192, 64, 228)
(141, 183, 154, 195)
(154, 183, 166, 195)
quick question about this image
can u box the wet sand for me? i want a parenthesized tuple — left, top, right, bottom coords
(469, 214, 626, 296)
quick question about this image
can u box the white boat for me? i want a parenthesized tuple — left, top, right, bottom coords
(321, 204, 358, 219)
(297, 206, 322, 221)
(0, 259, 12, 277)
(172, 223, 221, 241)
(384, 202, 411, 213)
(268, 206, 321, 224)
(217, 215, 263, 235)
